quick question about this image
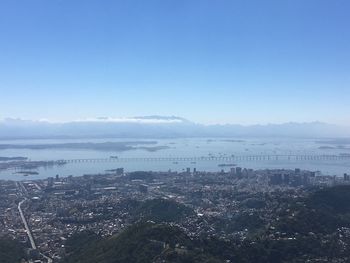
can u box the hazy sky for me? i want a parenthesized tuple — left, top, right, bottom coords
(0, 0, 349, 125)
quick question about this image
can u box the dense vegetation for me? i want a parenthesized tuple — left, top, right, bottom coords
(131, 198, 194, 223)
(64, 222, 221, 263)
(277, 185, 350, 235)
(0, 237, 25, 263)
(63, 186, 350, 263)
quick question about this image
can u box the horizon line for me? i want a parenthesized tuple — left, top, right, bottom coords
(0, 116, 344, 127)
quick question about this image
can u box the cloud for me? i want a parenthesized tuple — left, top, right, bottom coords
(72, 116, 185, 124)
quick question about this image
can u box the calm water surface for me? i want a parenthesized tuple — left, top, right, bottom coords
(0, 137, 349, 180)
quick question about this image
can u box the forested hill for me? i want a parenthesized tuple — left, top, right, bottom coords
(63, 222, 222, 263)
(62, 186, 350, 263)
(0, 237, 25, 263)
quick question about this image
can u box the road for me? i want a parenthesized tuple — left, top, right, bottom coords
(18, 197, 53, 262)
(18, 199, 36, 250)
(59, 154, 350, 164)
(41, 252, 53, 263)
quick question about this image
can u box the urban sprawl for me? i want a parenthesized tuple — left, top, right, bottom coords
(1, 166, 349, 262)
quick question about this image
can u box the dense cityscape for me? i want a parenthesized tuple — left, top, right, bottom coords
(1, 165, 350, 262)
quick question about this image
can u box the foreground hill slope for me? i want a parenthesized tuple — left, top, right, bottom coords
(64, 222, 221, 263)
(63, 186, 350, 263)
(0, 237, 25, 263)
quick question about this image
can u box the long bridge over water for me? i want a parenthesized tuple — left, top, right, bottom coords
(57, 154, 350, 164)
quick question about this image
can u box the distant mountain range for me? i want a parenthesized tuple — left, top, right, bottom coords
(0, 116, 349, 139)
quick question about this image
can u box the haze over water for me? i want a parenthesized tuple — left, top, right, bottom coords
(1, 137, 349, 180)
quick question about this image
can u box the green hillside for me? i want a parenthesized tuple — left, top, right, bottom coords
(0, 237, 25, 263)
(64, 222, 222, 263)
(63, 186, 350, 263)
(131, 198, 194, 223)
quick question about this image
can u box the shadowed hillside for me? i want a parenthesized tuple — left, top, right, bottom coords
(63, 186, 350, 263)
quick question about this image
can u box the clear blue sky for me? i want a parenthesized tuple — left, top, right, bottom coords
(0, 0, 349, 125)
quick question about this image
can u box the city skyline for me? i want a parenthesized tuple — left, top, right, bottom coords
(1, 0, 349, 125)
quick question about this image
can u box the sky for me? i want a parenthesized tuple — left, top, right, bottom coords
(0, 0, 349, 125)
